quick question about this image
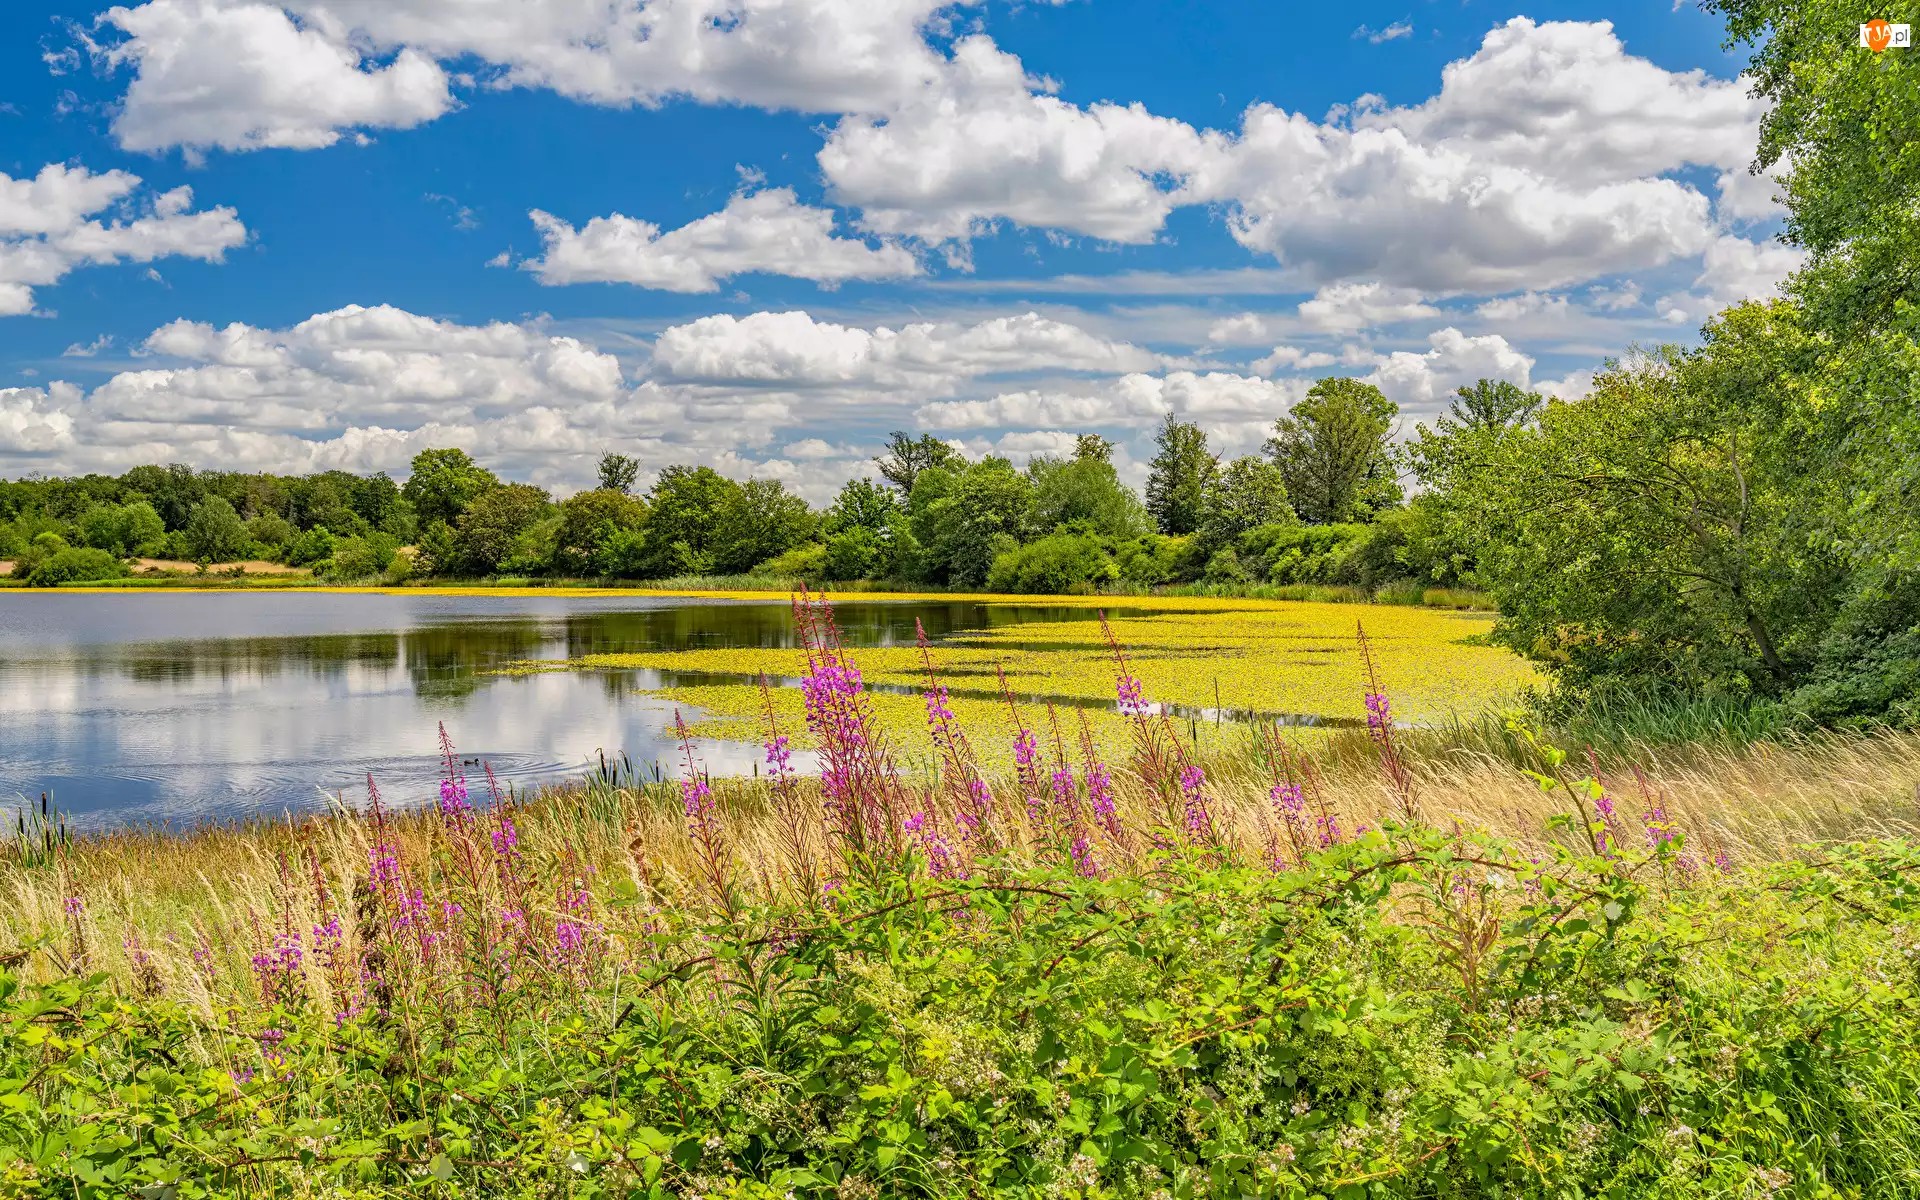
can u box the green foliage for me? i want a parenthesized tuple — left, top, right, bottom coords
(914, 459, 1034, 587)
(821, 528, 881, 580)
(402, 448, 501, 529)
(10, 818, 1920, 1197)
(183, 497, 249, 562)
(451, 484, 554, 576)
(640, 466, 742, 578)
(1267, 378, 1402, 524)
(986, 531, 1119, 593)
(714, 480, 818, 575)
(1199, 456, 1293, 549)
(322, 532, 401, 580)
(823, 478, 899, 537)
(21, 545, 129, 586)
(756, 541, 829, 581)
(243, 512, 298, 555)
(874, 432, 966, 494)
(284, 526, 336, 568)
(74, 501, 164, 557)
(1027, 454, 1151, 538)
(1241, 523, 1373, 586)
(1442, 378, 1543, 433)
(597, 452, 641, 495)
(551, 489, 650, 576)
(1144, 415, 1216, 535)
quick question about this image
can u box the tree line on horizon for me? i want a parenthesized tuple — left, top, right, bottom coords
(0, 371, 1463, 598)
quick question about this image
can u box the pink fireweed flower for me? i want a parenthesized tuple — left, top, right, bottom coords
(1086, 763, 1120, 841)
(1179, 764, 1213, 840)
(438, 776, 471, 818)
(1317, 813, 1343, 848)
(1014, 730, 1037, 769)
(1364, 691, 1391, 733)
(250, 933, 304, 1005)
(490, 815, 519, 860)
(1070, 835, 1099, 878)
(311, 916, 344, 969)
(1116, 675, 1149, 717)
(765, 733, 792, 775)
(553, 920, 587, 965)
(682, 776, 715, 826)
(1644, 805, 1677, 850)
(903, 812, 960, 879)
(62, 895, 84, 916)
(924, 687, 956, 727)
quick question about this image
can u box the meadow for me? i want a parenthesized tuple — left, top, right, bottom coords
(3, 592, 1919, 1197)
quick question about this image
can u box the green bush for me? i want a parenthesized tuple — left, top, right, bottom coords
(22, 546, 129, 586)
(1242, 522, 1372, 585)
(821, 528, 880, 579)
(184, 496, 249, 561)
(284, 525, 336, 567)
(10, 825, 1920, 1197)
(322, 532, 400, 579)
(753, 541, 827, 580)
(986, 531, 1118, 593)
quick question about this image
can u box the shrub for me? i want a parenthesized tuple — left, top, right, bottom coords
(986, 531, 1118, 593)
(1114, 533, 1182, 585)
(1242, 522, 1372, 585)
(753, 541, 826, 580)
(284, 525, 336, 567)
(322, 532, 399, 579)
(22, 546, 129, 586)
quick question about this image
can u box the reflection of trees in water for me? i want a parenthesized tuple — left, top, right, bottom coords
(65, 600, 1155, 705)
(402, 620, 553, 701)
(103, 634, 404, 686)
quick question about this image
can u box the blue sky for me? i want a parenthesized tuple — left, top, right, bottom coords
(0, 0, 1792, 498)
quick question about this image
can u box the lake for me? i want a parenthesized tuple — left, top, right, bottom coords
(0, 591, 1132, 829)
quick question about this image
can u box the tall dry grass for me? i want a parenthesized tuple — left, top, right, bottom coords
(13, 717, 1920, 1010)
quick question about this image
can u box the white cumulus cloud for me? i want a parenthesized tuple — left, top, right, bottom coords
(0, 163, 246, 315)
(94, 0, 963, 154)
(521, 189, 920, 292)
(650, 309, 1164, 388)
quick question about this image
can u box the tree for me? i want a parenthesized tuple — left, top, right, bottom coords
(1443, 379, 1543, 433)
(1027, 455, 1150, 537)
(77, 501, 164, 557)
(1199, 456, 1293, 547)
(1265, 378, 1402, 524)
(551, 489, 649, 575)
(713, 479, 817, 574)
(121, 464, 204, 531)
(1144, 415, 1217, 535)
(874, 432, 965, 494)
(402, 449, 500, 528)
(1074, 434, 1115, 463)
(597, 453, 640, 495)
(1440, 331, 1831, 694)
(184, 496, 249, 562)
(451, 484, 552, 575)
(823, 478, 899, 536)
(640, 466, 747, 577)
(916, 458, 1034, 585)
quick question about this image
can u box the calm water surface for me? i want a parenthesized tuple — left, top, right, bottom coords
(0, 592, 1122, 828)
